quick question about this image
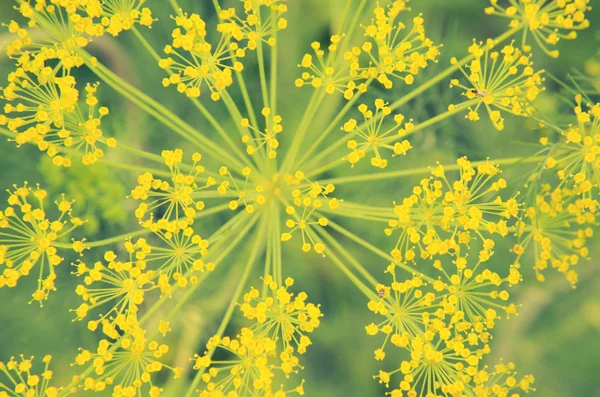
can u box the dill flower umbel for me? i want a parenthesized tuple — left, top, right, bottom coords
(281, 172, 340, 255)
(485, 0, 591, 58)
(541, 97, 600, 198)
(0, 0, 597, 395)
(71, 245, 155, 332)
(385, 157, 518, 264)
(360, 4, 440, 88)
(74, 326, 182, 396)
(513, 185, 596, 286)
(0, 183, 83, 304)
(450, 40, 544, 130)
(0, 68, 116, 166)
(241, 276, 322, 354)
(131, 149, 214, 225)
(342, 99, 414, 168)
(193, 327, 303, 397)
(0, 354, 66, 397)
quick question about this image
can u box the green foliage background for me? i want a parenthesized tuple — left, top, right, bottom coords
(0, 1, 599, 396)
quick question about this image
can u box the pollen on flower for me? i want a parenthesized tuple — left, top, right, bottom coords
(130, 149, 215, 226)
(485, 0, 591, 57)
(0, 69, 115, 167)
(450, 40, 544, 131)
(0, 183, 83, 304)
(342, 99, 414, 168)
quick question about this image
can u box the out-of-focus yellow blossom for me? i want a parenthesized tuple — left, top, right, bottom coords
(342, 99, 413, 168)
(450, 40, 544, 130)
(360, 3, 440, 88)
(159, 12, 245, 101)
(193, 327, 303, 397)
(0, 183, 83, 304)
(485, 0, 591, 58)
(0, 69, 115, 166)
(471, 361, 535, 396)
(131, 149, 215, 226)
(3, 2, 99, 74)
(224, 0, 288, 50)
(385, 158, 519, 264)
(96, 0, 155, 36)
(241, 276, 322, 354)
(74, 326, 182, 396)
(541, 97, 600, 198)
(281, 172, 340, 255)
(513, 185, 596, 286)
(0, 354, 66, 397)
(71, 244, 155, 333)
(217, 166, 265, 213)
(296, 36, 365, 100)
(242, 107, 283, 159)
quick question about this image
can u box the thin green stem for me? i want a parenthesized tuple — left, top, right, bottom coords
(80, 51, 245, 170)
(305, 101, 473, 178)
(131, 27, 249, 166)
(326, 219, 435, 283)
(183, 213, 267, 397)
(315, 155, 545, 186)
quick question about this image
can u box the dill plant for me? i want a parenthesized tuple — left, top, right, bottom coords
(0, 0, 596, 396)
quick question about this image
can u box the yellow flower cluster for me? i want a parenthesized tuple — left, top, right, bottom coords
(241, 107, 283, 159)
(281, 172, 340, 255)
(542, 97, 600, 198)
(0, 69, 116, 166)
(2, 0, 155, 164)
(72, 245, 155, 333)
(224, 0, 289, 50)
(159, 12, 244, 101)
(296, 1, 440, 98)
(450, 40, 544, 130)
(361, 3, 440, 88)
(368, 234, 525, 395)
(98, 0, 155, 36)
(385, 157, 519, 264)
(0, 354, 65, 397)
(241, 276, 322, 354)
(131, 149, 214, 226)
(342, 99, 414, 168)
(485, 0, 591, 57)
(74, 325, 181, 397)
(513, 186, 596, 286)
(193, 327, 304, 397)
(141, 228, 213, 293)
(295, 35, 364, 99)
(0, 183, 83, 304)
